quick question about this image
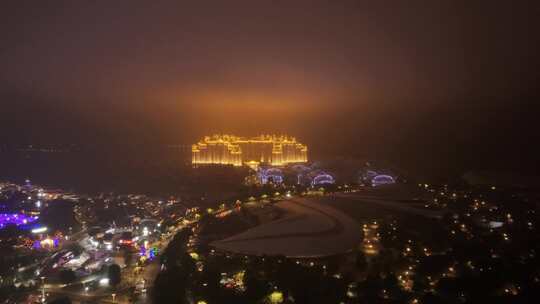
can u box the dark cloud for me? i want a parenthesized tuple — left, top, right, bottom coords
(1, 1, 539, 174)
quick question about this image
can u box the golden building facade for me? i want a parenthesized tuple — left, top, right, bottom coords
(192, 135, 308, 167)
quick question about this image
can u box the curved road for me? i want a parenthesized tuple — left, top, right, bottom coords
(211, 197, 363, 258)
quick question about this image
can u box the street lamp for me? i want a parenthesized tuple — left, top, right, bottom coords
(111, 293, 116, 303)
(40, 276, 46, 303)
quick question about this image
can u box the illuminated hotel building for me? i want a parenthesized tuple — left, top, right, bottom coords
(192, 135, 308, 167)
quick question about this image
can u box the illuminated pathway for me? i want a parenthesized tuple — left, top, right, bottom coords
(211, 198, 363, 258)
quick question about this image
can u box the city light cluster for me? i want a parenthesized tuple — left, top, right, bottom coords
(0, 213, 39, 229)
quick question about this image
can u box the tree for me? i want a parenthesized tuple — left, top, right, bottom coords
(178, 252, 196, 276)
(357, 275, 383, 302)
(355, 251, 367, 271)
(288, 266, 325, 304)
(108, 264, 122, 287)
(122, 247, 133, 267)
(39, 200, 80, 231)
(0, 224, 20, 248)
(152, 267, 188, 304)
(161, 228, 192, 268)
(193, 266, 221, 303)
(316, 276, 348, 304)
(244, 268, 270, 303)
(382, 274, 405, 300)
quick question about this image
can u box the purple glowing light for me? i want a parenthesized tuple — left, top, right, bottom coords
(312, 173, 335, 186)
(258, 168, 284, 184)
(0, 213, 39, 229)
(372, 175, 395, 187)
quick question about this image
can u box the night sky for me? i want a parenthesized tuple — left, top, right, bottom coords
(1, 1, 539, 175)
